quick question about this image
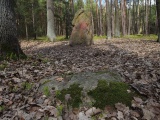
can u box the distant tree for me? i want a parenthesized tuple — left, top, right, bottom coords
(47, 0, 56, 41)
(115, 0, 120, 37)
(99, 0, 103, 35)
(106, 0, 111, 39)
(96, 0, 100, 36)
(0, 0, 25, 59)
(145, 0, 149, 35)
(156, 0, 160, 42)
(76, 0, 84, 11)
(121, 0, 127, 36)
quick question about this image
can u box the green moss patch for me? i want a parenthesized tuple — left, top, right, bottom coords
(0, 105, 5, 113)
(0, 63, 7, 71)
(56, 83, 83, 108)
(22, 82, 33, 90)
(43, 86, 50, 97)
(88, 80, 133, 109)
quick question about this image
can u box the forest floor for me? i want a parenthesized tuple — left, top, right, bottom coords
(0, 38, 160, 120)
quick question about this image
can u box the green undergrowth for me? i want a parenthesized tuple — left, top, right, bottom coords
(123, 34, 157, 40)
(0, 52, 27, 61)
(43, 86, 50, 97)
(56, 84, 83, 108)
(22, 82, 33, 90)
(29, 34, 158, 42)
(88, 80, 133, 109)
(93, 35, 106, 40)
(0, 63, 7, 71)
(36, 36, 66, 42)
(0, 105, 5, 112)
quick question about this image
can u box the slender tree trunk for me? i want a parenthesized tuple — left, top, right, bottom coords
(0, 0, 25, 58)
(99, 0, 103, 36)
(47, 0, 56, 41)
(106, 0, 111, 39)
(25, 17, 29, 40)
(65, 2, 70, 39)
(111, 0, 115, 37)
(128, 0, 131, 35)
(156, 0, 160, 42)
(149, 0, 151, 34)
(96, 0, 100, 36)
(71, 0, 74, 14)
(115, 0, 120, 37)
(121, 0, 127, 36)
(145, 0, 149, 35)
(137, 0, 140, 34)
(32, 1, 36, 40)
(142, 0, 145, 35)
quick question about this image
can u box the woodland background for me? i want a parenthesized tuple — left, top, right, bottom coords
(15, 0, 158, 40)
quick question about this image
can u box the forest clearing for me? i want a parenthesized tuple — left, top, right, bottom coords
(0, 0, 160, 119)
(1, 37, 160, 119)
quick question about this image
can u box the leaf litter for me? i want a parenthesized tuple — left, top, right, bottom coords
(0, 38, 160, 120)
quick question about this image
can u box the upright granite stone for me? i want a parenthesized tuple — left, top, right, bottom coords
(69, 9, 94, 46)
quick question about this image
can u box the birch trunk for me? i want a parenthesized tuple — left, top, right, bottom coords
(47, 0, 56, 41)
(0, 0, 25, 58)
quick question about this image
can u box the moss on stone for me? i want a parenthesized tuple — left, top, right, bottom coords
(0, 63, 7, 71)
(43, 86, 50, 97)
(56, 83, 83, 108)
(88, 80, 133, 109)
(0, 105, 5, 113)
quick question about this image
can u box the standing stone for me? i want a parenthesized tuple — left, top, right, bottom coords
(69, 9, 94, 46)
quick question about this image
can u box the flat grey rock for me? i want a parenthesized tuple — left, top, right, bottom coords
(39, 70, 123, 92)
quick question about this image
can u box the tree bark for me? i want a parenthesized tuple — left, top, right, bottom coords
(99, 0, 103, 36)
(145, 0, 149, 35)
(115, 0, 120, 37)
(32, 0, 36, 40)
(121, 0, 127, 36)
(0, 0, 25, 59)
(128, 0, 131, 35)
(47, 0, 56, 41)
(25, 17, 29, 40)
(156, 0, 160, 42)
(111, 0, 115, 37)
(106, 0, 111, 39)
(96, 0, 100, 36)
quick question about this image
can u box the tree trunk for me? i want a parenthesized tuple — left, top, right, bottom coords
(156, 0, 160, 42)
(96, 0, 100, 36)
(145, 0, 149, 35)
(115, 0, 120, 37)
(121, 0, 127, 36)
(111, 0, 115, 37)
(65, 2, 69, 39)
(106, 0, 111, 39)
(32, 1, 36, 40)
(25, 17, 29, 40)
(47, 0, 56, 41)
(0, 0, 25, 59)
(99, 0, 103, 36)
(128, 0, 131, 35)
